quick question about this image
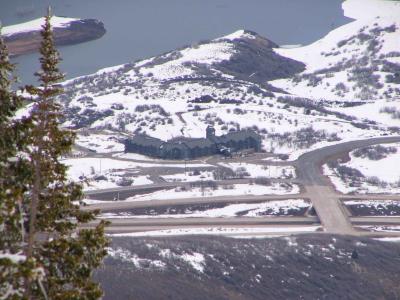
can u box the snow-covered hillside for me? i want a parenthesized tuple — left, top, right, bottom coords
(58, 0, 399, 159)
(271, 0, 400, 102)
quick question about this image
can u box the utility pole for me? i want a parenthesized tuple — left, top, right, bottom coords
(184, 159, 187, 178)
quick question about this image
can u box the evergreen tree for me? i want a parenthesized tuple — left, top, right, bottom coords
(0, 24, 38, 300)
(20, 9, 108, 299)
(0, 22, 24, 255)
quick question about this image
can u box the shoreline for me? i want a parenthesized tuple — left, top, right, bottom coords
(3, 18, 106, 57)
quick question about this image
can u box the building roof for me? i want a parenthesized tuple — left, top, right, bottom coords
(217, 130, 261, 143)
(167, 137, 215, 149)
(126, 129, 260, 150)
(127, 134, 164, 147)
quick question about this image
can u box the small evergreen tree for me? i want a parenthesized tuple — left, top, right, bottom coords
(21, 9, 108, 299)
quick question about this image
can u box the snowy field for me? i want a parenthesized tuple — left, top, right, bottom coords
(84, 175, 153, 191)
(344, 144, 400, 183)
(75, 133, 125, 153)
(218, 162, 296, 179)
(161, 171, 215, 182)
(270, 0, 400, 103)
(344, 200, 400, 216)
(64, 157, 211, 180)
(99, 199, 310, 219)
(124, 183, 300, 202)
(113, 152, 166, 162)
(63, 156, 213, 191)
(323, 143, 400, 194)
(84, 183, 300, 204)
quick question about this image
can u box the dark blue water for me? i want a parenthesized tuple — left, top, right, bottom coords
(0, 0, 351, 84)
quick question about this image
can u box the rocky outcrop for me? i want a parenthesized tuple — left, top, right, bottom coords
(216, 30, 306, 85)
(4, 19, 106, 56)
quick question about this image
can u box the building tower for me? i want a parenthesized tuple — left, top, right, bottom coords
(206, 125, 216, 140)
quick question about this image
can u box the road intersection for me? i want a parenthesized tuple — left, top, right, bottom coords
(84, 136, 400, 236)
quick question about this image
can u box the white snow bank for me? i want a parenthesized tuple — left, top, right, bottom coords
(345, 144, 400, 183)
(343, 0, 400, 20)
(107, 247, 165, 269)
(123, 183, 300, 202)
(64, 157, 211, 182)
(375, 237, 400, 242)
(111, 226, 321, 237)
(358, 225, 400, 232)
(161, 171, 215, 183)
(76, 134, 124, 153)
(0, 252, 25, 262)
(99, 199, 310, 219)
(180, 252, 205, 272)
(344, 199, 400, 207)
(218, 162, 296, 179)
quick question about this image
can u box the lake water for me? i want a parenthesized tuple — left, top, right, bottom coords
(0, 0, 352, 84)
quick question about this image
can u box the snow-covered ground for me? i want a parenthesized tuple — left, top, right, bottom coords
(358, 225, 400, 233)
(75, 133, 125, 153)
(107, 247, 166, 270)
(2, 16, 78, 36)
(344, 199, 400, 216)
(344, 144, 400, 182)
(123, 183, 299, 202)
(270, 0, 400, 102)
(64, 157, 211, 180)
(375, 237, 400, 242)
(323, 143, 400, 194)
(64, 156, 213, 190)
(108, 246, 206, 272)
(99, 199, 310, 219)
(111, 226, 321, 237)
(63, 157, 156, 191)
(113, 152, 165, 161)
(84, 175, 153, 191)
(344, 200, 400, 209)
(218, 162, 296, 178)
(161, 171, 215, 182)
(84, 183, 299, 204)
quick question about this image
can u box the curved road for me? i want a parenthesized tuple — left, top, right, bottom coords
(295, 135, 400, 234)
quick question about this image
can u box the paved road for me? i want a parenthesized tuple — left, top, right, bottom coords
(351, 216, 400, 225)
(295, 136, 400, 186)
(89, 216, 319, 227)
(83, 135, 400, 236)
